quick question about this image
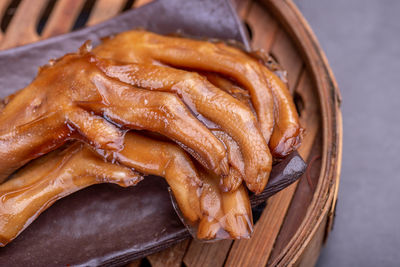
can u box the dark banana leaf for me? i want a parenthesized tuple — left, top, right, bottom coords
(0, 0, 306, 265)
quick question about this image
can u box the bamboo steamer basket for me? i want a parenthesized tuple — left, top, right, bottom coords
(0, 0, 342, 266)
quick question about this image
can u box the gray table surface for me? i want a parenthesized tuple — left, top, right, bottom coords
(292, 0, 400, 266)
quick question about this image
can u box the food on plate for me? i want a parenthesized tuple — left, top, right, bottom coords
(0, 52, 228, 182)
(211, 130, 245, 191)
(94, 57, 271, 193)
(197, 168, 252, 239)
(202, 72, 253, 107)
(0, 142, 141, 247)
(203, 68, 302, 158)
(93, 30, 302, 157)
(0, 132, 252, 246)
(0, 29, 302, 245)
(93, 31, 275, 144)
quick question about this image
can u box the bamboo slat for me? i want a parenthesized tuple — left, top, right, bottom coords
(133, 0, 153, 8)
(183, 240, 233, 267)
(232, 0, 252, 19)
(179, 0, 283, 264)
(127, 259, 142, 267)
(226, 181, 299, 267)
(246, 1, 278, 51)
(270, 29, 303, 93)
(268, 70, 322, 264)
(41, 0, 85, 38)
(224, 66, 313, 267)
(0, 0, 341, 266)
(261, 0, 341, 265)
(177, 0, 255, 263)
(0, 0, 48, 49)
(147, 240, 190, 267)
(0, 0, 12, 42)
(293, 213, 327, 267)
(223, 4, 311, 264)
(87, 0, 126, 26)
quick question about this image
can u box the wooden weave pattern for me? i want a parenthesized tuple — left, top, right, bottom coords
(0, 0, 341, 266)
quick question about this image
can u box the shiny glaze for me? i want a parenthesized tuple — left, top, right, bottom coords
(94, 58, 271, 194)
(116, 133, 252, 239)
(203, 72, 252, 108)
(108, 132, 203, 223)
(215, 47, 303, 157)
(0, 142, 142, 246)
(221, 183, 253, 239)
(0, 132, 252, 245)
(94, 30, 301, 158)
(212, 130, 244, 192)
(197, 168, 252, 239)
(0, 52, 229, 180)
(115, 132, 252, 239)
(204, 68, 303, 158)
(0, 112, 75, 182)
(262, 68, 303, 157)
(92, 30, 275, 143)
(0, 30, 301, 245)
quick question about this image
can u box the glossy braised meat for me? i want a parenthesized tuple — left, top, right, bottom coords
(94, 58, 270, 193)
(197, 168, 252, 239)
(202, 72, 253, 108)
(92, 30, 302, 158)
(93, 31, 274, 143)
(0, 141, 142, 247)
(211, 129, 245, 191)
(207, 69, 303, 158)
(0, 51, 229, 182)
(104, 132, 252, 239)
(0, 132, 252, 246)
(0, 30, 304, 246)
(203, 71, 302, 157)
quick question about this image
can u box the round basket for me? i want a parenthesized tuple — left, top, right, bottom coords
(148, 1, 342, 266)
(0, 0, 342, 266)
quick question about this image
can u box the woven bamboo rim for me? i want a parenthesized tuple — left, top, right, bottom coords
(0, 0, 342, 266)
